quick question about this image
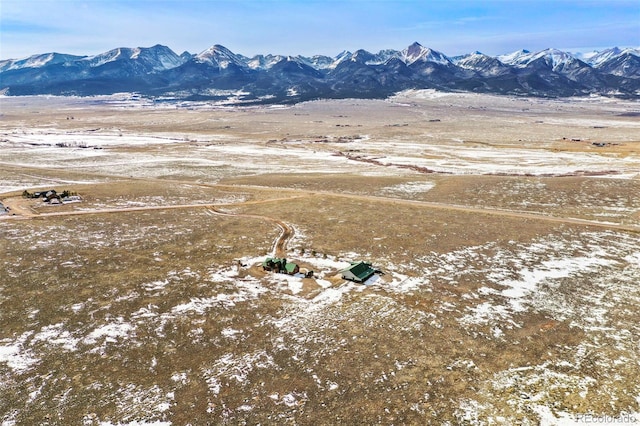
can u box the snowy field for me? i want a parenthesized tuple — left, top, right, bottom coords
(1, 92, 639, 425)
(1, 96, 639, 187)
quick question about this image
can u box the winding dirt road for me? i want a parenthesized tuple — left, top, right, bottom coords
(207, 207, 294, 258)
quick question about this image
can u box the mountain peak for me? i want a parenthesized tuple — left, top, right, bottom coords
(405, 42, 425, 59)
(402, 43, 450, 66)
(498, 49, 534, 66)
(0, 52, 86, 72)
(587, 47, 635, 67)
(195, 44, 246, 68)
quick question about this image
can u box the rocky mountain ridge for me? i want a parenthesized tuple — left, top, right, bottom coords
(1, 42, 639, 103)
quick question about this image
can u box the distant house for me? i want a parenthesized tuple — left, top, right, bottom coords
(262, 257, 299, 275)
(43, 190, 60, 203)
(33, 189, 57, 199)
(341, 261, 377, 283)
(31, 189, 58, 202)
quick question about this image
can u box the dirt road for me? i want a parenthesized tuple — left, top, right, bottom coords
(2, 185, 639, 237)
(207, 207, 294, 258)
(220, 184, 640, 234)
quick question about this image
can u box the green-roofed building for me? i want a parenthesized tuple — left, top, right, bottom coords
(341, 261, 376, 283)
(263, 257, 299, 275)
(262, 257, 284, 272)
(284, 262, 299, 275)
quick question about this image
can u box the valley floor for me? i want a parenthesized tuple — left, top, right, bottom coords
(1, 91, 639, 425)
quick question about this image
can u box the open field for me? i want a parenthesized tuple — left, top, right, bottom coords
(1, 91, 639, 425)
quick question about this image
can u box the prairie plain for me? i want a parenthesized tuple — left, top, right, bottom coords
(1, 91, 640, 425)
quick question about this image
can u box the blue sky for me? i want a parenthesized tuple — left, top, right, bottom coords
(1, 0, 639, 60)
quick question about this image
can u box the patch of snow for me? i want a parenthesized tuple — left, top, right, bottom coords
(32, 323, 80, 351)
(500, 254, 618, 311)
(237, 404, 253, 412)
(221, 328, 242, 338)
(460, 302, 513, 326)
(143, 279, 169, 292)
(381, 181, 435, 196)
(532, 405, 580, 426)
(203, 351, 277, 387)
(309, 282, 358, 309)
(84, 318, 135, 348)
(282, 393, 299, 407)
(170, 372, 188, 385)
(0, 343, 38, 372)
(0, 332, 39, 372)
(393, 89, 454, 99)
(363, 273, 381, 286)
(171, 295, 236, 314)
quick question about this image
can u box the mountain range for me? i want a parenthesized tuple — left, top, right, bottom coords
(1, 42, 639, 103)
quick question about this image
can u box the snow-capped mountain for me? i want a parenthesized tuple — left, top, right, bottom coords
(586, 47, 639, 67)
(1, 43, 639, 102)
(0, 45, 185, 74)
(246, 54, 286, 70)
(376, 49, 402, 64)
(453, 52, 512, 77)
(497, 49, 533, 66)
(498, 48, 581, 71)
(268, 56, 324, 80)
(194, 45, 247, 70)
(594, 49, 640, 78)
(0, 52, 86, 72)
(305, 54, 335, 69)
(401, 42, 452, 66)
(83, 46, 179, 70)
(534, 49, 582, 71)
(327, 50, 354, 69)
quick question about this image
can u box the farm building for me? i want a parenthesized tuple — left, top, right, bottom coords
(262, 257, 300, 275)
(341, 261, 377, 283)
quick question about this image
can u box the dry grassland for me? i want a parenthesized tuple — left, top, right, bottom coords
(1, 92, 639, 425)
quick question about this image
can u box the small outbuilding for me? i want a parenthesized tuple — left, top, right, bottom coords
(341, 261, 377, 283)
(284, 262, 300, 275)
